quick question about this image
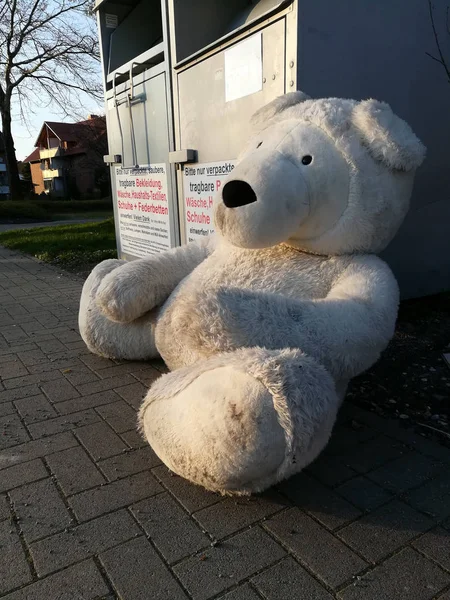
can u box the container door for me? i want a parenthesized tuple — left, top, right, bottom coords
(106, 67, 179, 259)
(175, 18, 287, 244)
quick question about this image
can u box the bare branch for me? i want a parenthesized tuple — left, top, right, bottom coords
(427, 0, 450, 81)
(425, 51, 447, 65)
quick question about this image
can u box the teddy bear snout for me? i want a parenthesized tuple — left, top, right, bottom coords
(222, 180, 257, 208)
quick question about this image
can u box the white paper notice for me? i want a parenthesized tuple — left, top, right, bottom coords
(183, 160, 236, 242)
(114, 164, 172, 258)
(225, 33, 263, 103)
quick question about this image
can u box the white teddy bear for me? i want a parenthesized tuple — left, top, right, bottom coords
(79, 92, 425, 495)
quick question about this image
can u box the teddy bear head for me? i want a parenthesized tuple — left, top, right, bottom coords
(214, 92, 426, 255)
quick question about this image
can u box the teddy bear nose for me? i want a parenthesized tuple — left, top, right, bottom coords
(222, 180, 257, 208)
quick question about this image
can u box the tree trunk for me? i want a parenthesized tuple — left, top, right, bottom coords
(1, 107, 23, 200)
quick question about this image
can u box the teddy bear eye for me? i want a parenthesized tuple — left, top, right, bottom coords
(301, 155, 313, 165)
(256, 141, 263, 148)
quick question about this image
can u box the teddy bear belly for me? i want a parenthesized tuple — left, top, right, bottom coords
(154, 256, 332, 371)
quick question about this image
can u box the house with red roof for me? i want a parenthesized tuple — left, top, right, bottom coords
(23, 115, 108, 198)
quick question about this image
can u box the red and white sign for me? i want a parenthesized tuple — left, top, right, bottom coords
(114, 164, 172, 258)
(183, 160, 236, 243)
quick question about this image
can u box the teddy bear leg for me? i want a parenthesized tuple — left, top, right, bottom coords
(139, 347, 340, 495)
(78, 259, 158, 360)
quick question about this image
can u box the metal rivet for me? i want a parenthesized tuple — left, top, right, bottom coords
(290, 80, 295, 87)
(289, 61, 295, 68)
(272, 74, 276, 80)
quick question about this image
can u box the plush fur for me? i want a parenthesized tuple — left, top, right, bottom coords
(79, 92, 425, 495)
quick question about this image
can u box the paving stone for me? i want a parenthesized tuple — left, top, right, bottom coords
(0, 493, 10, 520)
(333, 435, 406, 473)
(0, 401, 15, 417)
(45, 445, 106, 495)
(1, 326, 28, 344)
(0, 385, 40, 403)
(114, 381, 147, 409)
(63, 366, 100, 386)
(0, 413, 30, 449)
(98, 446, 161, 480)
(94, 364, 141, 379)
(75, 421, 128, 460)
(1, 359, 28, 379)
(221, 584, 261, 600)
(96, 400, 137, 433)
(101, 535, 188, 599)
(52, 329, 83, 344)
(69, 470, 163, 521)
(0, 340, 36, 354)
(338, 547, 450, 600)
(27, 355, 83, 374)
(30, 509, 141, 576)
(40, 377, 80, 402)
(132, 492, 209, 563)
(6, 305, 29, 317)
(264, 508, 366, 589)
(0, 432, 77, 471)
(338, 499, 434, 562)
(65, 339, 91, 350)
(306, 454, 357, 487)
(0, 459, 47, 493)
(405, 435, 450, 464)
(131, 367, 161, 387)
(0, 520, 32, 595)
(0, 313, 15, 326)
(1, 559, 109, 600)
(412, 527, 450, 570)
(28, 409, 100, 439)
(279, 472, 361, 530)
(79, 353, 116, 370)
(0, 384, 41, 402)
(253, 556, 333, 600)
(121, 428, 147, 449)
(36, 339, 66, 354)
(10, 478, 72, 543)
(56, 390, 122, 415)
(2, 369, 63, 390)
(174, 526, 285, 600)
(76, 374, 136, 396)
(406, 473, 450, 520)
(152, 465, 222, 513)
(367, 451, 443, 493)
(17, 349, 48, 366)
(336, 476, 393, 511)
(194, 491, 289, 539)
(14, 393, 57, 424)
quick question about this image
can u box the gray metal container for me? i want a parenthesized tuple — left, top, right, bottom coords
(95, 0, 450, 298)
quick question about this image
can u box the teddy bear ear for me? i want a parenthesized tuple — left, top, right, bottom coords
(250, 91, 311, 132)
(352, 99, 426, 171)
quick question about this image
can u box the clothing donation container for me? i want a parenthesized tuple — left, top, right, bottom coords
(94, 0, 450, 298)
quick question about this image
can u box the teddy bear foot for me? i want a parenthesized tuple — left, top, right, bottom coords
(139, 347, 340, 495)
(78, 259, 159, 360)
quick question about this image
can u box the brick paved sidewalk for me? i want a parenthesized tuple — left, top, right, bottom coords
(0, 246, 450, 600)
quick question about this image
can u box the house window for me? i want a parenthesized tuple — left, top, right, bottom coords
(44, 180, 52, 192)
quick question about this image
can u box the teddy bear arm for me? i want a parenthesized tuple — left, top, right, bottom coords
(304, 256, 400, 379)
(96, 236, 214, 323)
(213, 257, 398, 380)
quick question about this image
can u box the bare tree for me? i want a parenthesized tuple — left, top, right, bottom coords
(0, 0, 103, 200)
(427, 0, 450, 83)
